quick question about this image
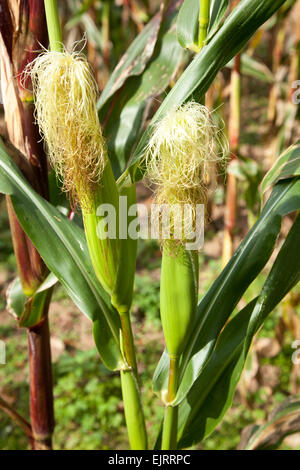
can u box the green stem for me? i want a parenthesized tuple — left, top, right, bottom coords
(120, 311, 138, 373)
(120, 370, 147, 450)
(161, 355, 180, 450)
(198, 0, 210, 49)
(43, 1, 146, 450)
(44, 0, 63, 52)
(102, 0, 110, 68)
(120, 311, 148, 449)
(198, 0, 210, 102)
(162, 405, 178, 450)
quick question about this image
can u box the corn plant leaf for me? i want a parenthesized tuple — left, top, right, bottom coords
(6, 272, 58, 328)
(48, 170, 83, 227)
(176, 179, 300, 404)
(176, 302, 255, 448)
(154, 299, 257, 450)
(261, 140, 300, 194)
(208, 0, 230, 39)
(99, 1, 184, 178)
(153, 177, 300, 403)
(18, 288, 52, 328)
(0, 139, 122, 370)
(128, 0, 286, 182)
(97, 5, 164, 110)
(177, 0, 229, 50)
(226, 53, 274, 83)
(152, 348, 170, 397)
(238, 396, 300, 450)
(243, 212, 300, 357)
(177, 0, 200, 50)
(79, 14, 104, 52)
(176, 210, 300, 448)
(6, 277, 27, 320)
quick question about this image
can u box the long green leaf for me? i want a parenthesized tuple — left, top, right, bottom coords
(177, 209, 300, 447)
(128, 0, 286, 182)
(261, 140, 300, 194)
(153, 178, 300, 403)
(0, 139, 122, 371)
(99, 0, 184, 178)
(6, 272, 57, 328)
(177, 302, 255, 448)
(97, 5, 164, 110)
(208, 0, 230, 39)
(243, 212, 300, 356)
(177, 0, 200, 50)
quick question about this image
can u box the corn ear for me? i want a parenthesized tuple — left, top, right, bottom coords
(160, 245, 199, 357)
(82, 159, 120, 295)
(111, 183, 137, 314)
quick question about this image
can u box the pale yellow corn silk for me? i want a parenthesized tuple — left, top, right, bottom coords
(25, 49, 106, 207)
(144, 102, 228, 244)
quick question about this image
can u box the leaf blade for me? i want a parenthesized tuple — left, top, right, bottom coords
(128, 0, 286, 182)
(0, 138, 122, 370)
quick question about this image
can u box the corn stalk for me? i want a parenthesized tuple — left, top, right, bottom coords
(0, 0, 54, 450)
(0, 0, 297, 452)
(161, 0, 210, 450)
(43, 0, 147, 450)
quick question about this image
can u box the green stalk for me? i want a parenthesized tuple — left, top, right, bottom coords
(114, 184, 147, 449)
(161, 355, 180, 450)
(84, 173, 147, 449)
(43, 2, 147, 448)
(120, 370, 147, 450)
(120, 312, 138, 373)
(198, 0, 210, 49)
(102, 0, 110, 69)
(120, 311, 148, 450)
(160, 1, 211, 446)
(111, 183, 138, 314)
(44, 0, 63, 52)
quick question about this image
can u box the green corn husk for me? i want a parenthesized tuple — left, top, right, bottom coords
(82, 159, 120, 295)
(144, 102, 226, 358)
(31, 0, 147, 450)
(160, 243, 199, 358)
(111, 183, 138, 314)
